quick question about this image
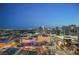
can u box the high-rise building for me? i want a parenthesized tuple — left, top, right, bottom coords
(62, 26, 69, 35)
(69, 25, 77, 35)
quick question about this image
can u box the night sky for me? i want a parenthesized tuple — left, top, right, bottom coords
(0, 3, 79, 28)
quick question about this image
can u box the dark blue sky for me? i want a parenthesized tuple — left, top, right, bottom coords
(0, 3, 79, 28)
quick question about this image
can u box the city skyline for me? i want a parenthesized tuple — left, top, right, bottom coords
(0, 3, 79, 28)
